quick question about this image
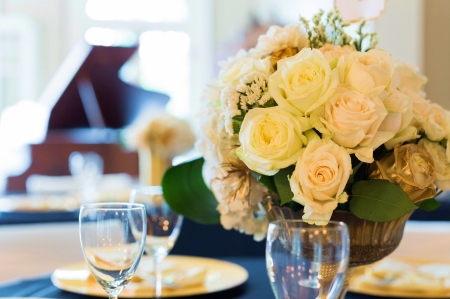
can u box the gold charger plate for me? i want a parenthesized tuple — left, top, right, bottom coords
(349, 257, 450, 298)
(51, 255, 248, 298)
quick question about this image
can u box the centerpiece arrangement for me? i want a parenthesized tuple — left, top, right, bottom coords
(162, 9, 447, 297)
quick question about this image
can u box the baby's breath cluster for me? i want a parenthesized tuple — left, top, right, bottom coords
(301, 9, 377, 51)
(221, 71, 277, 135)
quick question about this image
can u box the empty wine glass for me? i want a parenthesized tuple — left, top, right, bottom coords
(266, 220, 350, 299)
(79, 203, 147, 299)
(130, 186, 183, 299)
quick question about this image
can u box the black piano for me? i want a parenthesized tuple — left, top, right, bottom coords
(7, 41, 169, 191)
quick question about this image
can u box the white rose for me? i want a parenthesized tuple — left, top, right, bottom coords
(320, 85, 395, 163)
(219, 56, 271, 87)
(289, 139, 352, 223)
(236, 106, 313, 176)
(256, 24, 309, 54)
(269, 48, 339, 116)
(337, 49, 395, 94)
(422, 103, 450, 142)
(418, 139, 450, 190)
(379, 90, 419, 149)
(396, 62, 428, 93)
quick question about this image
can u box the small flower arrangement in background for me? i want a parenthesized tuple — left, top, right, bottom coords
(123, 113, 195, 186)
(162, 10, 447, 239)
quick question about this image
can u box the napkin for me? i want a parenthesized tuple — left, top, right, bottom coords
(133, 261, 208, 289)
(356, 258, 450, 293)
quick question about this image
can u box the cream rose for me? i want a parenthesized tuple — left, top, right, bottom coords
(236, 106, 312, 176)
(396, 62, 428, 93)
(418, 139, 450, 191)
(337, 49, 395, 94)
(256, 24, 309, 54)
(289, 139, 352, 223)
(401, 88, 432, 130)
(379, 90, 418, 149)
(422, 103, 450, 141)
(269, 48, 339, 116)
(319, 44, 356, 68)
(320, 85, 395, 163)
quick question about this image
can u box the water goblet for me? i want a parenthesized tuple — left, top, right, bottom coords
(130, 186, 183, 298)
(79, 202, 147, 299)
(266, 220, 350, 299)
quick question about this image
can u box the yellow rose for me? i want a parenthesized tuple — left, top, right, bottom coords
(418, 139, 450, 191)
(236, 106, 313, 176)
(320, 85, 395, 163)
(289, 139, 352, 223)
(337, 49, 395, 94)
(268, 48, 338, 116)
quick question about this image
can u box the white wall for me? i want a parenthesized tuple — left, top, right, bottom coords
(423, 0, 450, 109)
(375, 0, 424, 71)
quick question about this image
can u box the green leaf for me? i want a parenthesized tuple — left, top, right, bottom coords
(347, 162, 363, 185)
(258, 175, 278, 194)
(274, 166, 295, 206)
(417, 198, 441, 212)
(162, 158, 220, 224)
(350, 180, 418, 222)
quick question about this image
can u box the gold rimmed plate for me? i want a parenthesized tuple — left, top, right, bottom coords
(51, 255, 248, 298)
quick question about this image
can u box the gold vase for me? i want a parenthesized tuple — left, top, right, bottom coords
(263, 197, 411, 298)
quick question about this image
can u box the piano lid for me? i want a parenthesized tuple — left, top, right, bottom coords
(39, 41, 169, 130)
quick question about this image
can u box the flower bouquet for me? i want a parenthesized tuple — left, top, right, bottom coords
(162, 10, 445, 244)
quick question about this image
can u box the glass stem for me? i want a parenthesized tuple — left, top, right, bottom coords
(154, 255, 163, 299)
(109, 294, 118, 299)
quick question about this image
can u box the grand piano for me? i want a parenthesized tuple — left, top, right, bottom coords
(7, 41, 169, 191)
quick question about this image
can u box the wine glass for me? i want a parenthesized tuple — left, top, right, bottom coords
(130, 186, 183, 298)
(266, 220, 350, 299)
(79, 202, 147, 299)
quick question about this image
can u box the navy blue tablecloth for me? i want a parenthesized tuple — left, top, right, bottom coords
(0, 257, 402, 299)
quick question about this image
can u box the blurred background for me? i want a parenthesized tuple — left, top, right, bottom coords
(0, 0, 448, 195)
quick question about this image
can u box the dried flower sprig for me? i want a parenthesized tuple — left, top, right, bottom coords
(300, 9, 378, 51)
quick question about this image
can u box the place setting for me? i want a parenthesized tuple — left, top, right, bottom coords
(50, 186, 249, 299)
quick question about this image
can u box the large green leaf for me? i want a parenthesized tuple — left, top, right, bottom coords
(274, 166, 295, 206)
(162, 158, 220, 224)
(350, 180, 418, 222)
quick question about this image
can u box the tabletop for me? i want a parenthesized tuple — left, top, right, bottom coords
(1, 220, 449, 298)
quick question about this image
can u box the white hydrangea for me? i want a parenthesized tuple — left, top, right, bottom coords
(256, 24, 309, 54)
(208, 166, 269, 241)
(196, 83, 241, 178)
